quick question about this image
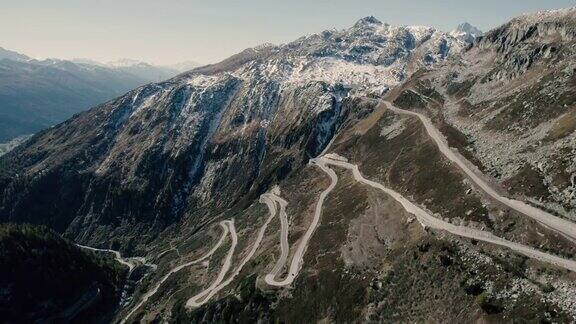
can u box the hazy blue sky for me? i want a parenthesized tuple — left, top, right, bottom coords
(2, 0, 574, 65)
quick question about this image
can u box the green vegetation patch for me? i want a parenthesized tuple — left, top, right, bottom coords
(503, 164, 551, 201)
(393, 90, 427, 111)
(0, 223, 124, 323)
(336, 112, 490, 224)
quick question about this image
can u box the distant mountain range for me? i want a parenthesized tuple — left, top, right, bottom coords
(0, 48, 201, 143)
(0, 47, 30, 61)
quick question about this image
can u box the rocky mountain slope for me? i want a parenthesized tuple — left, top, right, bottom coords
(1, 10, 576, 323)
(0, 134, 31, 157)
(391, 7, 576, 221)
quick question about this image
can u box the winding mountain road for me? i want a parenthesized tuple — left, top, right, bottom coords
(262, 188, 291, 286)
(318, 154, 576, 272)
(264, 158, 339, 287)
(118, 107, 576, 317)
(122, 198, 279, 317)
(382, 100, 576, 242)
(76, 244, 139, 272)
(121, 222, 230, 323)
(185, 220, 238, 308)
(185, 193, 281, 308)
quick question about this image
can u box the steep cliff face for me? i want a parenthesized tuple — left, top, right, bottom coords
(0, 18, 463, 250)
(477, 8, 576, 75)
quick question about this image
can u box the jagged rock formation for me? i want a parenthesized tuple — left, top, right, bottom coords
(450, 22, 483, 44)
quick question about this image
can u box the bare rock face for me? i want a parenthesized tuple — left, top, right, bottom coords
(478, 8, 576, 75)
(0, 17, 463, 249)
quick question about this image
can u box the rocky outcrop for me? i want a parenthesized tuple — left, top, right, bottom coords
(478, 8, 576, 75)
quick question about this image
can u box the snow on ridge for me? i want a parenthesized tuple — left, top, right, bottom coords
(405, 25, 436, 41)
(515, 7, 576, 24)
(284, 57, 400, 91)
(253, 43, 277, 51)
(186, 74, 225, 87)
(183, 17, 464, 97)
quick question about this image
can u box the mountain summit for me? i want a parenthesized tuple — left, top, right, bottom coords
(353, 16, 384, 27)
(450, 22, 483, 44)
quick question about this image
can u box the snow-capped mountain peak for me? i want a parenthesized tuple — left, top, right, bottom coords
(450, 22, 483, 44)
(202, 17, 467, 97)
(354, 16, 384, 28)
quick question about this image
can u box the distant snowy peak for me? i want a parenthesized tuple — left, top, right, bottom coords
(107, 58, 145, 68)
(450, 22, 483, 44)
(353, 16, 384, 28)
(107, 58, 204, 74)
(452, 22, 483, 37)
